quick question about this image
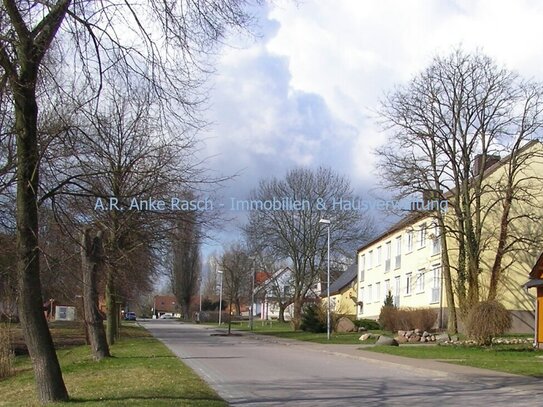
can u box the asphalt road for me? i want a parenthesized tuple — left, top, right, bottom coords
(141, 320, 542, 406)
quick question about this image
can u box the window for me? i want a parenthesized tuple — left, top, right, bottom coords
(385, 279, 391, 298)
(419, 223, 427, 248)
(360, 254, 365, 282)
(395, 236, 402, 269)
(394, 276, 400, 306)
(376, 246, 382, 266)
(432, 223, 441, 255)
(407, 230, 414, 252)
(375, 282, 381, 303)
(405, 273, 412, 295)
(385, 241, 391, 272)
(367, 284, 373, 303)
(368, 250, 373, 269)
(416, 270, 425, 293)
(431, 266, 441, 303)
(359, 287, 365, 315)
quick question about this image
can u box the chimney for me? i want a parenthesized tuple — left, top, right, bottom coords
(473, 154, 500, 176)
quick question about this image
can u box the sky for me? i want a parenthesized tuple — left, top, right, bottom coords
(199, 0, 543, 255)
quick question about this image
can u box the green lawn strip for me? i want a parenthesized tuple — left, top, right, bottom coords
(368, 344, 543, 377)
(205, 321, 382, 344)
(0, 325, 227, 407)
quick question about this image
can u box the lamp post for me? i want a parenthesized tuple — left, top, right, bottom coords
(319, 218, 331, 341)
(217, 270, 223, 325)
(249, 257, 257, 331)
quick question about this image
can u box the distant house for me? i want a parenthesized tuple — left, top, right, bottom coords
(323, 263, 358, 317)
(152, 295, 179, 318)
(252, 267, 321, 320)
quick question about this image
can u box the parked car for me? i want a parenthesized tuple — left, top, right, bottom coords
(159, 313, 174, 319)
(124, 312, 137, 321)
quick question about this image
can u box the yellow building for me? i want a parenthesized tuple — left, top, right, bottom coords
(325, 264, 358, 317)
(356, 141, 543, 333)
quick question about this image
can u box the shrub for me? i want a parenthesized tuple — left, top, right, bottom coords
(378, 307, 438, 332)
(353, 318, 381, 330)
(466, 300, 512, 346)
(300, 303, 327, 333)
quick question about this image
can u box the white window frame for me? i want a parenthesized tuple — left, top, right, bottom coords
(407, 230, 414, 253)
(419, 223, 427, 249)
(405, 273, 412, 296)
(375, 282, 381, 303)
(416, 269, 425, 293)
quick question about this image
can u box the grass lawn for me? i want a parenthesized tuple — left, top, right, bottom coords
(209, 320, 382, 344)
(0, 324, 226, 407)
(369, 343, 543, 377)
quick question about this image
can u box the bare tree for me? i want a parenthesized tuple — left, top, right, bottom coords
(245, 167, 373, 330)
(0, 1, 256, 401)
(377, 49, 543, 331)
(219, 243, 252, 334)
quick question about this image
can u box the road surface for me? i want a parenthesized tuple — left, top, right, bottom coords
(141, 320, 542, 406)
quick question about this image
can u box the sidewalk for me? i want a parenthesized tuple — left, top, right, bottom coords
(226, 328, 540, 383)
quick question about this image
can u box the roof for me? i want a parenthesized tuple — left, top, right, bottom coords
(154, 295, 177, 312)
(357, 140, 542, 254)
(529, 252, 543, 279)
(327, 263, 357, 296)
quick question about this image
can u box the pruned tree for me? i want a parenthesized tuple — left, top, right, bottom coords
(81, 229, 110, 360)
(377, 49, 543, 332)
(0, 1, 256, 401)
(245, 167, 373, 330)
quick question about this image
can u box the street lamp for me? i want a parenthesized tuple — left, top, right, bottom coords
(217, 270, 224, 326)
(319, 218, 331, 341)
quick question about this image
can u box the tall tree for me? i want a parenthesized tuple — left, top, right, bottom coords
(245, 167, 373, 329)
(377, 49, 543, 331)
(0, 1, 256, 402)
(170, 208, 201, 320)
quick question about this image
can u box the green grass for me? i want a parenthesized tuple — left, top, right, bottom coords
(0, 324, 226, 406)
(210, 320, 383, 344)
(368, 343, 543, 377)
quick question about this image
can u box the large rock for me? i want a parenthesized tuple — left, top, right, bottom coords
(408, 335, 421, 343)
(376, 336, 399, 346)
(359, 333, 372, 341)
(395, 335, 408, 344)
(435, 333, 450, 343)
(336, 317, 356, 333)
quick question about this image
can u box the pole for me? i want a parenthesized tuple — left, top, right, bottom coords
(218, 271, 223, 326)
(326, 224, 331, 341)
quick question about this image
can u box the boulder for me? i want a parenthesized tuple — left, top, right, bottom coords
(408, 335, 421, 343)
(395, 335, 408, 344)
(414, 328, 422, 335)
(336, 317, 356, 333)
(359, 333, 371, 341)
(358, 326, 368, 332)
(406, 330, 414, 338)
(398, 330, 406, 337)
(376, 336, 399, 346)
(422, 331, 430, 337)
(435, 333, 450, 343)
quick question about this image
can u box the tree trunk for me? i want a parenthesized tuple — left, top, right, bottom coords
(105, 270, 117, 345)
(14, 77, 69, 403)
(278, 305, 286, 323)
(291, 297, 303, 330)
(81, 230, 111, 360)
